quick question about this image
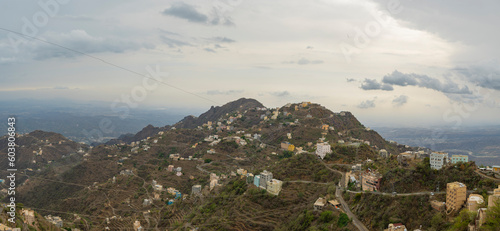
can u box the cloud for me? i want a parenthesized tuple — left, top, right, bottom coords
(381, 70, 471, 94)
(454, 64, 500, 91)
(357, 99, 376, 109)
(162, 3, 208, 23)
(306, 46, 313, 49)
(270, 91, 290, 97)
(208, 36, 236, 43)
(346, 78, 356, 82)
(392, 95, 408, 107)
(162, 2, 234, 26)
(160, 35, 191, 48)
(206, 90, 243, 95)
(31, 30, 152, 60)
(296, 58, 324, 65)
(360, 79, 394, 91)
(204, 48, 216, 53)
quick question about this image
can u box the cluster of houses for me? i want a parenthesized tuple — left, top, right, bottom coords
(142, 180, 183, 206)
(345, 165, 383, 192)
(430, 182, 500, 230)
(429, 152, 470, 170)
(242, 170, 283, 195)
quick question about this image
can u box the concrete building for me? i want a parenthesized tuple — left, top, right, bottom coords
(493, 166, 500, 173)
(385, 223, 407, 231)
(266, 179, 283, 195)
(446, 182, 467, 212)
(466, 194, 484, 212)
(314, 197, 326, 211)
(22, 209, 35, 225)
(379, 149, 389, 158)
(451, 155, 468, 164)
(361, 171, 382, 191)
(45, 215, 63, 228)
(246, 173, 254, 184)
(260, 170, 273, 189)
(476, 208, 488, 229)
(167, 165, 174, 172)
(192, 185, 202, 195)
(253, 175, 261, 188)
(281, 142, 291, 150)
(315, 142, 332, 159)
(430, 200, 446, 211)
(488, 185, 500, 208)
(430, 152, 449, 170)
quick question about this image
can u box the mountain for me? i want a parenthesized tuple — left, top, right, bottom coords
(6, 98, 483, 230)
(174, 97, 264, 129)
(0, 130, 89, 170)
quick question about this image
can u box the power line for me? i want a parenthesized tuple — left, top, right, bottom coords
(0, 27, 220, 105)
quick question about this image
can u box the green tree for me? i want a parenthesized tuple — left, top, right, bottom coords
(481, 200, 500, 230)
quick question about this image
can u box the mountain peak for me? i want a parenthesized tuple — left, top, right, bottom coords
(175, 98, 264, 129)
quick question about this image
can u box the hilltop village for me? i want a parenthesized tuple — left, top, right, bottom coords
(0, 98, 499, 230)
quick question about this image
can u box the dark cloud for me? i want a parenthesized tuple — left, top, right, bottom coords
(306, 46, 313, 49)
(357, 99, 376, 109)
(162, 3, 208, 23)
(346, 78, 356, 82)
(162, 2, 234, 26)
(206, 90, 243, 95)
(392, 95, 408, 107)
(360, 79, 394, 91)
(160, 35, 191, 48)
(454, 65, 500, 91)
(381, 70, 471, 94)
(270, 91, 290, 97)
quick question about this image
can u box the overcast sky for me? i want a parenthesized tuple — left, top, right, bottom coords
(0, 0, 499, 127)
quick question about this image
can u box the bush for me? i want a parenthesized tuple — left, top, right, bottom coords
(204, 159, 212, 163)
(338, 213, 349, 227)
(319, 210, 334, 223)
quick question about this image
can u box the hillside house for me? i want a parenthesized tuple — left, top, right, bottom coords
(466, 194, 484, 211)
(260, 170, 273, 189)
(488, 185, 500, 208)
(167, 165, 174, 172)
(266, 179, 283, 195)
(253, 175, 261, 187)
(192, 185, 202, 195)
(313, 197, 326, 211)
(379, 149, 389, 158)
(361, 171, 382, 191)
(315, 142, 332, 159)
(45, 215, 63, 228)
(385, 223, 407, 231)
(451, 155, 468, 164)
(430, 152, 448, 170)
(446, 182, 467, 212)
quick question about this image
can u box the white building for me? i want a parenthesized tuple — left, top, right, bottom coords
(315, 142, 332, 159)
(430, 152, 449, 170)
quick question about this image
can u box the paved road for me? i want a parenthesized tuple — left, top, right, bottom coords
(320, 159, 368, 231)
(285, 180, 330, 185)
(335, 186, 369, 231)
(345, 190, 446, 196)
(475, 170, 500, 182)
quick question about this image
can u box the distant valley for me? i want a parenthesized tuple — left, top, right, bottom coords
(374, 126, 500, 166)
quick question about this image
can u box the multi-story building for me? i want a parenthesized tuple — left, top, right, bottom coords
(488, 185, 500, 208)
(361, 171, 382, 191)
(266, 179, 283, 195)
(316, 142, 332, 159)
(466, 194, 484, 211)
(446, 182, 467, 211)
(451, 155, 468, 164)
(253, 175, 261, 188)
(260, 170, 273, 189)
(430, 152, 449, 170)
